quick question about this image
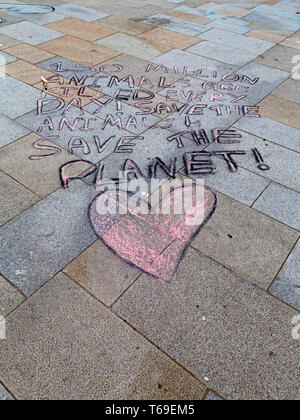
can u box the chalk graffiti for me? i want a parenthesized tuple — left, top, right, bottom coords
(291, 43, 300, 80)
(0, 3, 54, 23)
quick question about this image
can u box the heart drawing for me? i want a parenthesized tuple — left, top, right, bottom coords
(88, 184, 217, 284)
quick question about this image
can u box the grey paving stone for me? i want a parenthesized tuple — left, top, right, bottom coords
(234, 116, 300, 153)
(6, 10, 67, 25)
(181, 159, 270, 206)
(0, 81, 42, 119)
(0, 22, 64, 46)
(207, 130, 300, 192)
(0, 180, 97, 296)
(113, 247, 300, 400)
(0, 170, 40, 227)
(55, 3, 110, 22)
(0, 34, 21, 48)
(142, 14, 208, 36)
(272, 78, 300, 105)
(192, 192, 299, 289)
(152, 49, 238, 75)
(0, 51, 17, 64)
(198, 28, 275, 55)
(255, 45, 300, 72)
(0, 384, 14, 400)
(0, 11, 22, 27)
(203, 21, 251, 35)
(0, 114, 29, 148)
(37, 56, 101, 80)
(269, 240, 300, 311)
(0, 275, 24, 316)
(15, 105, 131, 163)
(205, 391, 223, 401)
(187, 41, 257, 66)
(0, 272, 207, 400)
(253, 183, 300, 230)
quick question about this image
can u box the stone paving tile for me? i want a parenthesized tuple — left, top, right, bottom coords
(246, 30, 287, 44)
(1, 60, 55, 85)
(234, 116, 300, 153)
(199, 28, 275, 55)
(0, 133, 86, 198)
(15, 106, 126, 164)
(96, 33, 171, 60)
(0, 180, 97, 296)
(192, 192, 299, 289)
(181, 159, 270, 206)
(0, 78, 42, 119)
(113, 247, 300, 400)
(39, 36, 121, 66)
(272, 78, 300, 105)
(0, 272, 207, 399)
(138, 27, 200, 50)
(36, 55, 101, 80)
(0, 170, 40, 227)
(0, 114, 29, 149)
(0, 34, 21, 49)
(152, 49, 238, 75)
(0, 22, 64, 46)
(258, 95, 300, 130)
(0, 11, 22, 27)
(0, 384, 14, 400)
(96, 16, 153, 35)
(54, 3, 110, 21)
(3, 44, 55, 64)
(46, 18, 117, 42)
(253, 183, 300, 230)
(269, 239, 300, 311)
(0, 51, 16, 65)
(64, 240, 141, 306)
(207, 129, 300, 192)
(205, 391, 223, 401)
(5, 10, 67, 25)
(203, 22, 251, 35)
(280, 31, 300, 50)
(187, 41, 257, 66)
(142, 14, 209, 36)
(0, 275, 24, 317)
(255, 45, 299, 72)
(171, 11, 211, 25)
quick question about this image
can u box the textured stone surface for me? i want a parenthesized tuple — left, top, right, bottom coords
(255, 45, 299, 72)
(0, 272, 207, 400)
(0, 22, 64, 46)
(0, 384, 14, 400)
(54, 3, 109, 21)
(253, 183, 300, 230)
(142, 14, 208, 36)
(0, 170, 40, 227)
(269, 240, 300, 310)
(139, 28, 199, 50)
(0, 180, 97, 295)
(3, 44, 55, 64)
(192, 192, 299, 289)
(96, 16, 153, 35)
(272, 78, 300, 105)
(0, 275, 24, 316)
(0, 114, 29, 148)
(205, 391, 223, 401)
(1, 60, 55, 85)
(113, 248, 300, 400)
(64, 240, 141, 306)
(258, 95, 300, 130)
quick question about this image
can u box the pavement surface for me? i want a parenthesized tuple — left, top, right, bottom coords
(0, 0, 299, 400)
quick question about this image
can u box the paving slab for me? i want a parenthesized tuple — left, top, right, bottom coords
(0, 170, 40, 227)
(272, 78, 300, 105)
(253, 182, 300, 230)
(255, 45, 299, 72)
(113, 247, 300, 400)
(207, 129, 300, 192)
(186, 41, 258, 66)
(246, 29, 287, 44)
(0, 180, 97, 296)
(0, 51, 16, 65)
(1, 60, 55, 85)
(205, 391, 223, 401)
(142, 14, 209, 36)
(0, 272, 207, 400)
(95, 33, 169, 60)
(64, 240, 141, 306)
(96, 16, 153, 35)
(0, 133, 86, 198)
(46, 18, 117, 42)
(0, 22, 65, 46)
(5, 10, 67, 25)
(3, 43, 55, 64)
(0, 275, 24, 317)
(258, 95, 300, 130)
(234, 116, 300, 153)
(269, 239, 300, 310)
(191, 191, 299, 289)
(0, 114, 29, 149)
(0, 384, 14, 400)
(198, 28, 275, 55)
(280, 31, 300, 50)
(54, 3, 110, 22)
(0, 34, 21, 49)
(138, 27, 200, 50)
(171, 11, 211, 25)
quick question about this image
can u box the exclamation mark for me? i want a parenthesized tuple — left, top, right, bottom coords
(185, 116, 191, 130)
(252, 148, 270, 171)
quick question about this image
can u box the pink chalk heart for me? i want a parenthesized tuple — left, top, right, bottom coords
(89, 184, 217, 283)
